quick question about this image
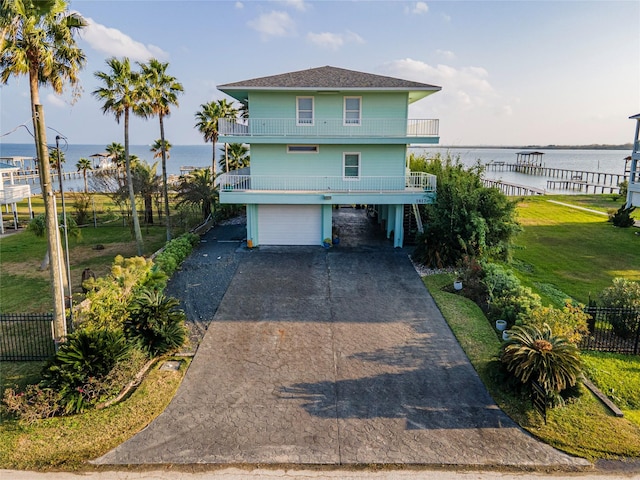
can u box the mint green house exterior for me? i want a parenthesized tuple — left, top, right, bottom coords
(216, 66, 441, 248)
(627, 113, 640, 208)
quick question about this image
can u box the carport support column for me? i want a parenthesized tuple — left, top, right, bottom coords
(246, 204, 259, 247)
(386, 205, 395, 239)
(394, 204, 404, 248)
(321, 204, 333, 244)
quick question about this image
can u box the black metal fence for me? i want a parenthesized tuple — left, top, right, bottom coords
(0, 313, 56, 361)
(580, 306, 640, 355)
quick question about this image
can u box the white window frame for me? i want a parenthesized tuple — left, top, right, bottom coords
(343, 152, 361, 180)
(287, 145, 319, 154)
(343, 96, 361, 126)
(297, 96, 314, 126)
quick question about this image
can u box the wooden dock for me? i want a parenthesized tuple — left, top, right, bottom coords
(485, 162, 626, 193)
(482, 178, 545, 196)
(10, 168, 117, 185)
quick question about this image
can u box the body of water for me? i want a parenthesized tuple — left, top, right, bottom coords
(413, 146, 631, 193)
(0, 143, 631, 195)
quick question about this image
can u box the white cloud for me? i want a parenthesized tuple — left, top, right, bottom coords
(441, 12, 452, 22)
(436, 49, 456, 60)
(235, 2, 244, 8)
(381, 58, 508, 112)
(46, 93, 66, 108)
(405, 2, 429, 15)
(82, 18, 168, 62)
(248, 11, 296, 39)
(307, 30, 364, 50)
(277, 0, 308, 11)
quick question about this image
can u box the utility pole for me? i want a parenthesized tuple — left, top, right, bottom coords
(34, 104, 67, 346)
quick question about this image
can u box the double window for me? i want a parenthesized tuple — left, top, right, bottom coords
(343, 152, 360, 179)
(344, 97, 361, 125)
(297, 96, 314, 125)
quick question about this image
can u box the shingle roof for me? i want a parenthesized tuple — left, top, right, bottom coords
(218, 66, 441, 91)
(218, 66, 441, 105)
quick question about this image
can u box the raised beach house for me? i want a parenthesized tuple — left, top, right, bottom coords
(215, 66, 441, 247)
(627, 113, 640, 208)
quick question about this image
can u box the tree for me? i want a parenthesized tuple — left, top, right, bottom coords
(1, 0, 87, 343)
(219, 142, 249, 172)
(195, 99, 237, 175)
(93, 57, 145, 256)
(139, 59, 183, 242)
(76, 157, 92, 193)
(411, 153, 521, 267)
(151, 138, 171, 160)
(132, 159, 160, 225)
(175, 168, 217, 221)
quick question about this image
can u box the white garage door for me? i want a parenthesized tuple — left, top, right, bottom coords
(258, 205, 322, 246)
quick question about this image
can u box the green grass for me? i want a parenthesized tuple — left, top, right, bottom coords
(424, 272, 640, 460)
(545, 194, 636, 214)
(513, 196, 640, 304)
(582, 352, 640, 413)
(0, 225, 167, 313)
(0, 358, 189, 470)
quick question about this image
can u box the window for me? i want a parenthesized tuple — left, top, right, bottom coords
(343, 153, 360, 179)
(287, 145, 318, 153)
(297, 97, 314, 125)
(344, 97, 361, 125)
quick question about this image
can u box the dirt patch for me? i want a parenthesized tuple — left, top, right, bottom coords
(1, 260, 50, 279)
(72, 242, 140, 263)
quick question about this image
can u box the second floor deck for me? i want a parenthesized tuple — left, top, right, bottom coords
(218, 118, 439, 144)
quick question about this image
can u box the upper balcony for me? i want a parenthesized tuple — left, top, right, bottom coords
(218, 118, 440, 145)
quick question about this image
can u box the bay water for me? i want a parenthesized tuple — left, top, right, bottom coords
(0, 143, 631, 195)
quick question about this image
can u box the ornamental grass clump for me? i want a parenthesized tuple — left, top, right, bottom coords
(500, 324, 583, 405)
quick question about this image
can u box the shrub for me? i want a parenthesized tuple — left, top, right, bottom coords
(76, 255, 157, 332)
(2, 384, 62, 424)
(522, 301, 590, 345)
(599, 278, 640, 338)
(154, 233, 199, 276)
(609, 204, 636, 227)
(40, 329, 130, 414)
(500, 324, 583, 404)
(124, 289, 187, 357)
(599, 278, 640, 309)
(482, 263, 541, 325)
(411, 153, 521, 267)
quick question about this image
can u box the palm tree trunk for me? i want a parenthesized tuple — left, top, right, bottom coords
(211, 141, 216, 176)
(159, 115, 171, 241)
(124, 108, 144, 256)
(83, 170, 88, 193)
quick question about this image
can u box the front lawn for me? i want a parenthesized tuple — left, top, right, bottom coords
(424, 273, 640, 460)
(0, 357, 189, 470)
(513, 196, 640, 305)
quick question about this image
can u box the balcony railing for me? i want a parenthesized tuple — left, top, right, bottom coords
(218, 118, 439, 138)
(0, 184, 31, 204)
(216, 171, 436, 193)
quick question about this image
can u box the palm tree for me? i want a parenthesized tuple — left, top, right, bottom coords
(151, 138, 171, 160)
(93, 57, 145, 256)
(76, 157, 92, 193)
(139, 59, 183, 241)
(220, 143, 250, 172)
(132, 159, 160, 225)
(1, 0, 87, 341)
(194, 99, 237, 175)
(105, 141, 125, 168)
(175, 168, 217, 222)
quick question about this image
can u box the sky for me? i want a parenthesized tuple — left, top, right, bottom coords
(1, 0, 639, 147)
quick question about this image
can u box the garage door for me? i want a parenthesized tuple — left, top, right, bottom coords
(258, 205, 322, 246)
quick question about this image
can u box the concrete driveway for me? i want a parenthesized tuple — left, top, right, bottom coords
(96, 243, 588, 468)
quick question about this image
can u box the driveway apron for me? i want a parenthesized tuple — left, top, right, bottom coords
(95, 247, 588, 468)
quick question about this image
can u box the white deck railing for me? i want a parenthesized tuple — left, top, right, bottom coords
(0, 184, 31, 204)
(218, 118, 439, 138)
(216, 171, 436, 193)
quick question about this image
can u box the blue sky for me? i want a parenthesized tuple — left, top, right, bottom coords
(1, 0, 638, 146)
